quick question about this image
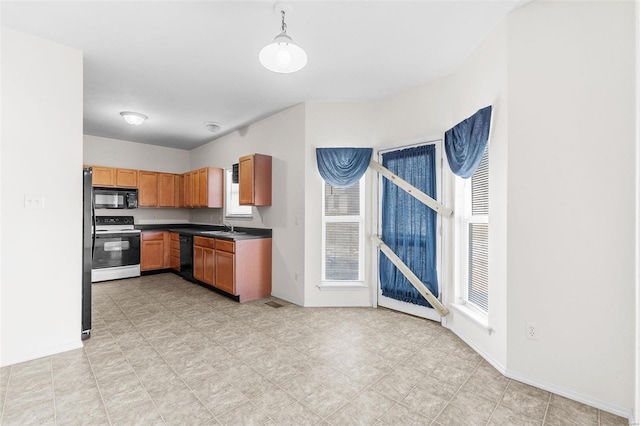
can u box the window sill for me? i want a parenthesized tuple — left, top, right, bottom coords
(449, 303, 493, 335)
(317, 282, 368, 291)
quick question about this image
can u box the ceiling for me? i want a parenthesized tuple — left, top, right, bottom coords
(1, 1, 527, 151)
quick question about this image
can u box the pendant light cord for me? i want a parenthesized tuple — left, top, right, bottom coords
(281, 10, 287, 33)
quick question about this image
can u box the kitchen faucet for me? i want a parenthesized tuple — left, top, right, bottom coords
(224, 222, 234, 233)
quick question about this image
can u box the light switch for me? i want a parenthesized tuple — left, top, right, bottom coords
(24, 195, 45, 209)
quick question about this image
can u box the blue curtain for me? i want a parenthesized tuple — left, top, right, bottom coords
(316, 148, 373, 188)
(379, 145, 438, 307)
(444, 105, 492, 179)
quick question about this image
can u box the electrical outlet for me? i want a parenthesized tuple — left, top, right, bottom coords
(526, 322, 539, 340)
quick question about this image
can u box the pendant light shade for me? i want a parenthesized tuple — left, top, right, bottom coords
(259, 6, 307, 74)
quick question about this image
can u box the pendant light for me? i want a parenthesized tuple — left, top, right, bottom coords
(259, 4, 307, 74)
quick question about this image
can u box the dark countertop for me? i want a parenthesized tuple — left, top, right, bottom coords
(135, 224, 272, 241)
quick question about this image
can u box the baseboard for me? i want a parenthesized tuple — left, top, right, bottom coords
(504, 369, 633, 421)
(1, 340, 83, 368)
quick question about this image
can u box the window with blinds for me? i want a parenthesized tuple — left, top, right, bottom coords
(322, 179, 365, 282)
(466, 147, 489, 313)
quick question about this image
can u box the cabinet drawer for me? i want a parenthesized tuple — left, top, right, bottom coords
(194, 236, 215, 249)
(170, 241, 180, 250)
(215, 239, 235, 253)
(170, 233, 180, 241)
(170, 248, 180, 258)
(142, 232, 165, 241)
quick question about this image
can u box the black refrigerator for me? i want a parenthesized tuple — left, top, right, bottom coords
(82, 168, 94, 340)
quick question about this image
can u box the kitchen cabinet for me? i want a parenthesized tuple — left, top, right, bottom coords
(115, 168, 138, 188)
(91, 166, 116, 187)
(138, 171, 159, 207)
(239, 154, 272, 206)
(176, 175, 184, 208)
(214, 240, 235, 295)
(169, 232, 180, 271)
(192, 235, 271, 302)
(90, 166, 138, 188)
(158, 173, 177, 207)
(193, 236, 215, 285)
(184, 167, 223, 208)
(141, 231, 169, 271)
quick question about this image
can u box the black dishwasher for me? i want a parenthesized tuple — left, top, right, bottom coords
(178, 234, 194, 281)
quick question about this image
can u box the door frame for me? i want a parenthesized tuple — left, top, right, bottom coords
(373, 136, 446, 322)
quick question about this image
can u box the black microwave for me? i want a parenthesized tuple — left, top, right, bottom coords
(93, 188, 138, 209)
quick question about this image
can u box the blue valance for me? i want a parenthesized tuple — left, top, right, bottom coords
(444, 106, 492, 179)
(316, 148, 373, 188)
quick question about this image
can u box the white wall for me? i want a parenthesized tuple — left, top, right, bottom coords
(190, 105, 307, 305)
(1, 28, 84, 366)
(636, 2, 640, 422)
(303, 102, 375, 307)
(84, 134, 191, 224)
(506, 1, 635, 415)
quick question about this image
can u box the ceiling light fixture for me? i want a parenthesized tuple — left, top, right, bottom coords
(120, 111, 148, 126)
(204, 121, 221, 133)
(259, 3, 307, 74)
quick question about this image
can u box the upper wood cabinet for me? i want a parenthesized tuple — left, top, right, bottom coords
(89, 166, 137, 188)
(138, 171, 159, 207)
(85, 164, 222, 209)
(91, 166, 116, 186)
(183, 167, 223, 208)
(115, 168, 138, 188)
(158, 173, 177, 207)
(239, 154, 272, 206)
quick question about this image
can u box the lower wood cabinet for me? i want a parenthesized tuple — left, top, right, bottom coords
(192, 236, 271, 302)
(141, 231, 170, 271)
(169, 232, 180, 271)
(193, 236, 215, 285)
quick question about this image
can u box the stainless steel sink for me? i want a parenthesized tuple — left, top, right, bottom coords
(199, 230, 246, 236)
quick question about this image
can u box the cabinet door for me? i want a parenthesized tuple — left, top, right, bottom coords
(138, 171, 158, 207)
(203, 247, 215, 285)
(92, 166, 116, 187)
(192, 170, 201, 207)
(206, 167, 224, 208)
(198, 168, 208, 207)
(116, 169, 138, 188)
(193, 245, 204, 281)
(176, 174, 183, 208)
(238, 155, 254, 205)
(141, 233, 165, 271)
(157, 173, 176, 207)
(215, 250, 235, 294)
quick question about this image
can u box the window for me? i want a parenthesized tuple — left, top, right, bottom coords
(225, 167, 252, 218)
(322, 177, 365, 282)
(460, 147, 489, 314)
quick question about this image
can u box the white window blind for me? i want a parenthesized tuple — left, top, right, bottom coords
(322, 179, 364, 282)
(467, 147, 489, 313)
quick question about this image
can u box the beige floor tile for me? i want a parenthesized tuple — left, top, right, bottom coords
(327, 388, 395, 425)
(108, 399, 165, 425)
(489, 403, 542, 425)
(1, 399, 55, 426)
(449, 389, 497, 421)
(371, 364, 426, 401)
(544, 398, 598, 426)
(500, 381, 550, 420)
(271, 401, 323, 425)
(160, 399, 219, 425)
(217, 400, 274, 425)
(599, 410, 630, 426)
(399, 384, 449, 420)
(379, 402, 433, 425)
(97, 372, 151, 415)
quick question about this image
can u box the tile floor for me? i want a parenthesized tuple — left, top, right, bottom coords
(0, 273, 630, 425)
